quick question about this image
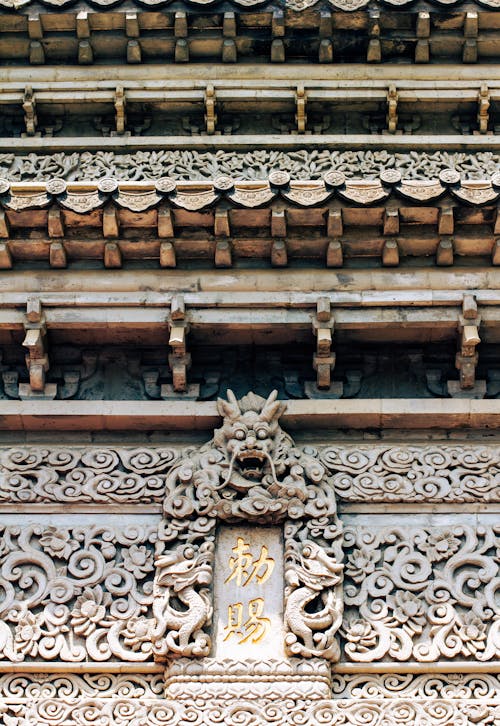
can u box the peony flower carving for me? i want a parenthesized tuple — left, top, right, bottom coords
(417, 531, 461, 562)
(39, 527, 79, 560)
(71, 586, 111, 637)
(122, 545, 154, 578)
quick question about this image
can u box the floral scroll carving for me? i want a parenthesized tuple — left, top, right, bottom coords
(152, 390, 343, 661)
(342, 523, 500, 662)
(2, 149, 500, 183)
(0, 523, 157, 663)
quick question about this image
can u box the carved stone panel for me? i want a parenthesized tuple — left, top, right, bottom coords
(341, 513, 500, 663)
(0, 515, 159, 664)
(213, 525, 284, 659)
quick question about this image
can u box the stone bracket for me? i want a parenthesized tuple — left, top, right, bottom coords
(447, 293, 485, 398)
(19, 297, 57, 400)
(165, 294, 199, 398)
(311, 297, 338, 393)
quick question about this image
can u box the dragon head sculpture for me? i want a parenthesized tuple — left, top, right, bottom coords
(213, 390, 289, 490)
(163, 389, 332, 522)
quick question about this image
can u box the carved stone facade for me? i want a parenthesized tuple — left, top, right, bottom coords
(1, 0, 499, 715)
(0, 393, 498, 724)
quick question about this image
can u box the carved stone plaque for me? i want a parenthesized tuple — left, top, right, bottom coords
(213, 525, 284, 659)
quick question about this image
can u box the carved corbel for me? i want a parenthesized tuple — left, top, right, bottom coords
(19, 297, 57, 400)
(114, 86, 127, 136)
(304, 298, 343, 399)
(162, 295, 199, 400)
(386, 84, 398, 134)
(447, 294, 486, 398)
(22, 86, 37, 137)
(205, 84, 217, 135)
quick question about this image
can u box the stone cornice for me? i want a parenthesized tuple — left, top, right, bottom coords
(1, 398, 500, 430)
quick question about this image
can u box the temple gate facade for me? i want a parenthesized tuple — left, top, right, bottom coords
(0, 0, 499, 723)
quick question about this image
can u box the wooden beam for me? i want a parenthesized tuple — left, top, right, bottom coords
(271, 239, 288, 267)
(382, 239, 399, 266)
(214, 239, 232, 267)
(326, 240, 343, 267)
(160, 241, 176, 268)
(49, 242, 67, 269)
(104, 242, 122, 268)
(436, 237, 454, 266)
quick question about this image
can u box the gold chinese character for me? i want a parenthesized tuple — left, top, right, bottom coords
(225, 537, 275, 587)
(240, 597, 270, 644)
(222, 598, 271, 645)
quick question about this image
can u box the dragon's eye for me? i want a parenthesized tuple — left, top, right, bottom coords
(256, 428, 268, 439)
(234, 429, 246, 440)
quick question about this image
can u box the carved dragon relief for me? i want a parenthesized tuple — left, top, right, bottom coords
(152, 389, 343, 662)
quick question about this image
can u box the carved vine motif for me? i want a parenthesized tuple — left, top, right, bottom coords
(321, 446, 500, 502)
(153, 390, 343, 661)
(1, 698, 499, 725)
(0, 447, 178, 503)
(342, 524, 500, 662)
(0, 524, 157, 663)
(1, 149, 500, 183)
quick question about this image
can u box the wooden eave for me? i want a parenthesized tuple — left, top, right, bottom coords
(1, 174, 500, 269)
(0, 3, 500, 66)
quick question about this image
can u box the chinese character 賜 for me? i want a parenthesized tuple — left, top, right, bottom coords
(225, 537, 275, 587)
(222, 598, 271, 644)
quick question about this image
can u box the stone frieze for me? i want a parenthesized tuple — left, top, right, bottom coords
(1, 149, 498, 184)
(1, 443, 499, 505)
(0, 446, 178, 503)
(321, 445, 500, 503)
(331, 673, 500, 699)
(1, 697, 499, 725)
(0, 672, 164, 699)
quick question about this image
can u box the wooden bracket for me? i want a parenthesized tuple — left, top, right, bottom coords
(20, 297, 56, 399)
(205, 84, 217, 135)
(115, 86, 127, 135)
(310, 297, 338, 392)
(164, 295, 198, 398)
(476, 83, 490, 135)
(447, 294, 485, 397)
(386, 85, 398, 134)
(295, 84, 307, 134)
(22, 86, 37, 137)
